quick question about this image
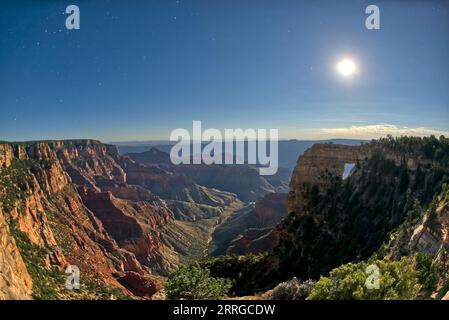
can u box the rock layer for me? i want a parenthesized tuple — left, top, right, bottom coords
(206, 138, 449, 297)
(0, 207, 32, 299)
(0, 140, 238, 299)
(211, 193, 287, 255)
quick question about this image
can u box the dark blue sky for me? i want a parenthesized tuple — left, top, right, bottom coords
(1, 0, 448, 141)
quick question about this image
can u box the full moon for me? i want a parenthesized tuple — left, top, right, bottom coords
(337, 58, 356, 77)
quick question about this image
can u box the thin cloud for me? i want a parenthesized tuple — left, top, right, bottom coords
(320, 124, 449, 139)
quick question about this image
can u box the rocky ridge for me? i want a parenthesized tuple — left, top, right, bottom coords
(0, 140, 238, 299)
(206, 137, 449, 298)
(214, 192, 288, 256)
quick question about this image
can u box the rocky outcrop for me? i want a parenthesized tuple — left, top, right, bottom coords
(117, 271, 163, 298)
(0, 139, 243, 299)
(289, 143, 363, 188)
(0, 142, 142, 298)
(206, 138, 449, 296)
(252, 193, 288, 227)
(379, 182, 449, 299)
(227, 227, 278, 255)
(277, 138, 449, 282)
(0, 144, 14, 168)
(211, 193, 287, 255)
(104, 185, 159, 202)
(0, 141, 165, 298)
(226, 193, 288, 255)
(288, 143, 366, 213)
(79, 187, 179, 272)
(388, 184, 449, 297)
(0, 206, 32, 299)
(410, 211, 447, 256)
(280, 141, 449, 280)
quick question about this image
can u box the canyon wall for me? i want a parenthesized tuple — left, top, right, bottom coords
(226, 193, 288, 255)
(282, 140, 447, 271)
(207, 138, 449, 298)
(0, 206, 32, 299)
(0, 140, 237, 299)
(210, 192, 287, 256)
(288, 143, 366, 213)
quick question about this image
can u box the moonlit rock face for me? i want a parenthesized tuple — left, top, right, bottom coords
(337, 58, 356, 77)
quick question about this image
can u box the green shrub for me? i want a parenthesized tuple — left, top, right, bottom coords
(307, 257, 421, 300)
(165, 264, 233, 300)
(415, 253, 439, 294)
(269, 278, 315, 300)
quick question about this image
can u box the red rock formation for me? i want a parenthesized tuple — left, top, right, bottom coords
(0, 139, 246, 299)
(227, 228, 279, 255)
(0, 144, 14, 168)
(0, 206, 33, 299)
(117, 271, 163, 298)
(0, 140, 173, 298)
(105, 185, 159, 202)
(288, 143, 365, 213)
(282, 140, 449, 282)
(77, 186, 175, 272)
(227, 193, 287, 255)
(409, 189, 449, 296)
(252, 193, 288, 227)
(213, 193, 287, 255)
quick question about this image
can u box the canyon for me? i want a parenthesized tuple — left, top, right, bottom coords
(205, 137, 449, 299)
(1, 137, 449, 300)
(209, 192, 287, 256)
(0, 140, 248, 299)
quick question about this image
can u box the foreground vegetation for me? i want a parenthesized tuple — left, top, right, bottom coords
(165, 264, 233, 300)
(307, 255, 437, 300)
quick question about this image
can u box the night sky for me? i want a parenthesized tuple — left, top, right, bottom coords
(1, 0, 448, 142)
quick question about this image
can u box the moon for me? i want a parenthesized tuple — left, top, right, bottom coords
(337, 58, 357, 77)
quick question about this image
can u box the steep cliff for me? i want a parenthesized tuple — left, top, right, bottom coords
(383, 183, 449, 298)
(0, 206, 32, 299)
(0, 141, 160, 298)
(278, 138, 449, 281)
(0, 140, 238, 299)
(206, 137, 449, 297)
(210, 193, 287, 255)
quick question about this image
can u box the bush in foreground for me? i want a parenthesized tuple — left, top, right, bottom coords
(307, 257, 421, 300)
(165, 264, 233, 300)
(269, 278, 315, 300)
